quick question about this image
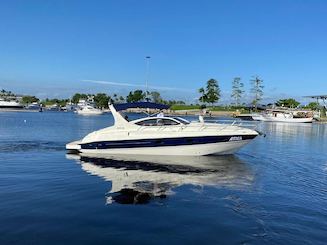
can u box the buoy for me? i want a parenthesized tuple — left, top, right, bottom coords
(24, 120, 27, 123)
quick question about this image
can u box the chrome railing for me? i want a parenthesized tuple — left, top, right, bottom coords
(135, 119, 259, 132)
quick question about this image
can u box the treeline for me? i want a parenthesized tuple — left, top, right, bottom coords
(197, 77, 320, 110)
(276, 98, 320, 110)
(198, 76, 264, 107)
(60, 91, 185, 109)
(8, 90, 185, 109)
(1, 77, 322, 111)
(0, 89, 15, 96)
(18, 96, 68, 107)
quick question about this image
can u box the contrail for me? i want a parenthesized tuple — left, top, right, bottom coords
(83, 80, 139, 87)
(82, 79, 194, 92)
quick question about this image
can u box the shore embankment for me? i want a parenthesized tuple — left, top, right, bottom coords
(316, 117, 327, 123)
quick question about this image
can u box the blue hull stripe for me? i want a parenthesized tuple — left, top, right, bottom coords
(80, 135, 257, 150)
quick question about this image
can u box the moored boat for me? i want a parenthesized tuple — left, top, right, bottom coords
(0, 98, 24, 110)
(252, 109, 313, 123)
(76, 105, 103, 115)
(25, 102, 42, 111)
(75, 96, 103, 115)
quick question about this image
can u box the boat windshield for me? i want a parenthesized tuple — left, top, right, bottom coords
(136, 118, 181, 126)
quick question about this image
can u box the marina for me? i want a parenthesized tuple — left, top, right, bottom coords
(1, 1, 327, 244)
(1, 111, 326, 244)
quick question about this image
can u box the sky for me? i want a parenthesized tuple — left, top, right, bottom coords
(0, 0, 326, 104)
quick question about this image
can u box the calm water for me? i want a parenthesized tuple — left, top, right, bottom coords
(0, 111, 326, 244)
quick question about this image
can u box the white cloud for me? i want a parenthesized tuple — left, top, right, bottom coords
(82, 79, 194, 92)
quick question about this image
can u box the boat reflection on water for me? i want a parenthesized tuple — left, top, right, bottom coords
(66, 153, 255, 205)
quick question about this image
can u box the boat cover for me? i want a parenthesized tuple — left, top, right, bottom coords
(113, 102, 170, 111)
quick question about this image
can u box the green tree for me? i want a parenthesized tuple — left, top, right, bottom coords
(0, 89, 14, 96)
(41, 98, 68, 107)
(206, 79, 220, 105)
(198, 87, 207, 104)
(113, 93, 119, 102)
(94, 93, 110, 108)
(231, 77, 244, 106)
(250, 76, 264, 107)
(306, 102, 320, 110)
(276, 98, 300, 108)
(150, 91, 163, 103)
(58, 99, 69, 107)
(126, 90, 146, 103)
(145, 90, 151, 102)
(22, 96, 39, 104)
(118, 96, 125, 103)
(72, 93, 88, 104)
(198, 79, 220, 105)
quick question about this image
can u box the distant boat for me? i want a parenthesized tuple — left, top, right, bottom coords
(0, 98, 24, 109)
(65, 101, 77, 111)
(45, 104, 60, 111)
(252, 109, 313, 123)
(75, 96, 103, 115)
(76, 105, 103, 115)
(26, 102, 41, 111)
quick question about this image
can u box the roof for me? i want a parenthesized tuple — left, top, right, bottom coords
(113, 102, 170, 111)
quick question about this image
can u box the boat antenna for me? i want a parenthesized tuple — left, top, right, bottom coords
(145, 56, 151, 102)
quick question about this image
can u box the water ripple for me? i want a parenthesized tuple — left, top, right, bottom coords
(0, 141, 65, 152)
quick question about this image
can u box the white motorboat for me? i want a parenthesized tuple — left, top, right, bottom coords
(252, 109, 313, 123)
(0, 98, 24, 109)
(76, 105, 103, 115)
(67, 102, 259, 156)
(46, 104, 60, 111)
(75, 96, 103, 115)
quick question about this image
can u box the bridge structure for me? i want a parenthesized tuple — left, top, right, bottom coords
(304, 94, 327, 100)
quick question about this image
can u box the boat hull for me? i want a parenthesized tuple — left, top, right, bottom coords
(77, 110, 103, 115)
(252, 115, 313, 123)
(66, 139, 254, 156)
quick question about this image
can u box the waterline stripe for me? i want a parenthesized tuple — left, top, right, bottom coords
(80, 135, 257, 150)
